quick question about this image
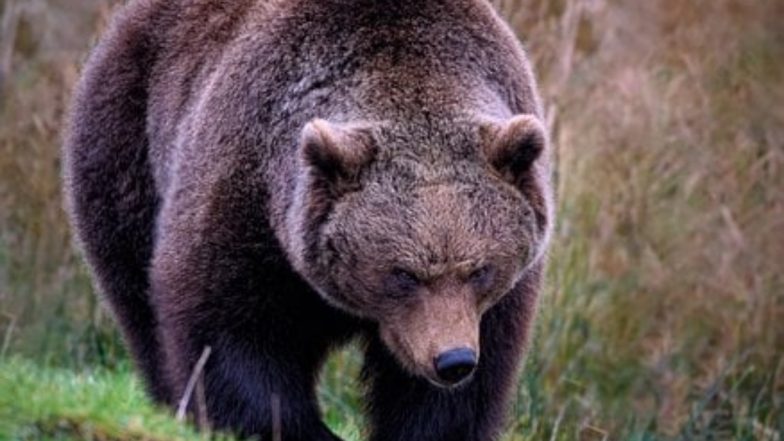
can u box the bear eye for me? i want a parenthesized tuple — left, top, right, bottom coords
(389, 268, 421, 293)
(468, 265, 495, 289)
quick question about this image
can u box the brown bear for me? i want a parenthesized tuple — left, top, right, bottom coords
(63, 0, 553, 440)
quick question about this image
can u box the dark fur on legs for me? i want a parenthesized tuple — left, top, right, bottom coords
(63, 2, 169, 403)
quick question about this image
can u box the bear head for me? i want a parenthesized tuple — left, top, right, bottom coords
(285, 114, 551, 388)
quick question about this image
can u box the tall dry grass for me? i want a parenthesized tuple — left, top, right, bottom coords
(0, 0, 782, 439)
(497, 0, 784, 438)
(0, 0, 123, 364)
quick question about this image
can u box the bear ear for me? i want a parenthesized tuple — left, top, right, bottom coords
(300, 119, 377, 188)
(482, 114, 546, 185)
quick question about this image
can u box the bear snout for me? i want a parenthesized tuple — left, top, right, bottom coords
(378, 286, 482, 388)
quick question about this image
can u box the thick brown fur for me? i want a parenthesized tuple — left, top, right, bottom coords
(63, 0, 553, 440)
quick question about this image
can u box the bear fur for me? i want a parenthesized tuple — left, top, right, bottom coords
(63, 0, 553, 440)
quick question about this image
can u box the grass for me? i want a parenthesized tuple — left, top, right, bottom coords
(0, 357, 233, 441)
(1, 0, 783, 440)
(0, 354, 362, 441)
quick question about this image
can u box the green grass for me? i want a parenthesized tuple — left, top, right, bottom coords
(2, 332, 779, 441)
(0, 353, 363, 441)
(0, 357, 231, 441)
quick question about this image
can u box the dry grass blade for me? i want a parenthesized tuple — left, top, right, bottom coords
(176, 346, 212, 423)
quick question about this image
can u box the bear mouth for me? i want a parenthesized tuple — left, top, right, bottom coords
(424, 370, 477, 390)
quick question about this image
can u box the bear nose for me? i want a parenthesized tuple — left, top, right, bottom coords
(434, 348, 477, 385)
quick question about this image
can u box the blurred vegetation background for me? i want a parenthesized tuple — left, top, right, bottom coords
(0, 0, 782, 440)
